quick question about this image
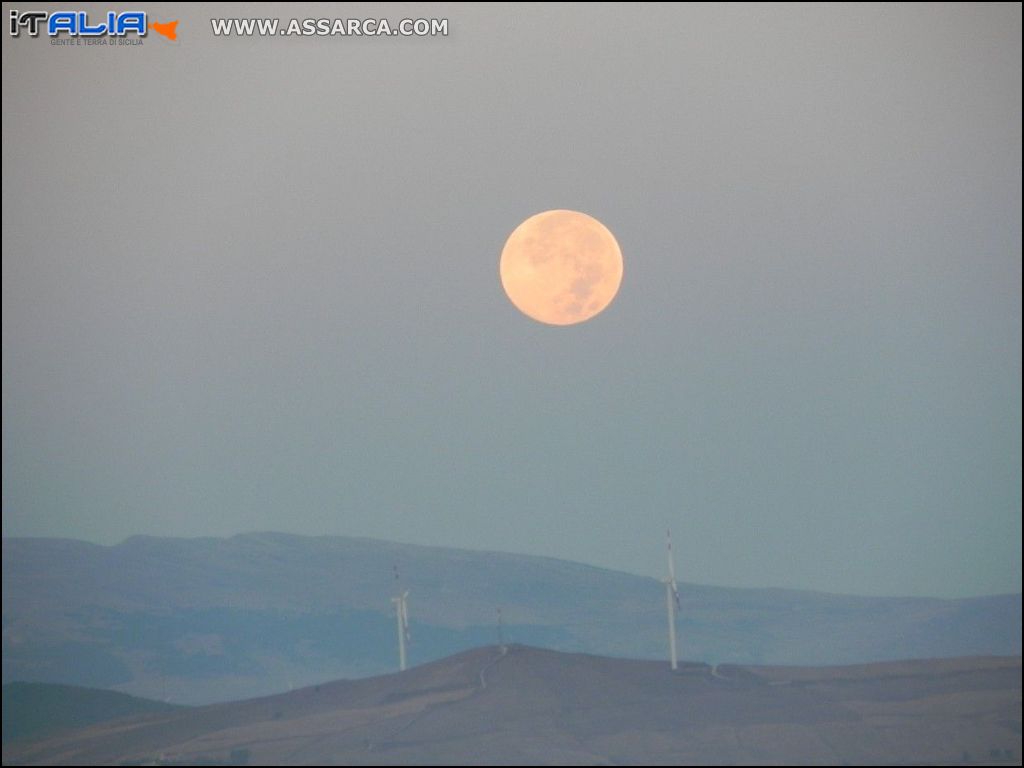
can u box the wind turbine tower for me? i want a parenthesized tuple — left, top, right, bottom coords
(496, 607, 507, 654)
(391, 566, 410, 672)
(665, 530, 681, 671)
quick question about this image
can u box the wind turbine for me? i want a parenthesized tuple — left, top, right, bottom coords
(665, 530, 681, 671)
(391, 566, 410, 672)
(496, 607, 507, 654)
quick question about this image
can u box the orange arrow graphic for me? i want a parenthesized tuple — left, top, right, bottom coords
(149, 19, 178, 41)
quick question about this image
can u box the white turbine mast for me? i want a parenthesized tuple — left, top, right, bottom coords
(496, 607, 507, 654)
(665, 529, 681, 671)
(391, 566, 410, 672)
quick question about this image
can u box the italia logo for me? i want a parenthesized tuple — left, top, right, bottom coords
(8, 10, 178, 40)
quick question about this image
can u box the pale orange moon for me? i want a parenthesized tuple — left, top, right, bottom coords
(500, 209, 623, 326)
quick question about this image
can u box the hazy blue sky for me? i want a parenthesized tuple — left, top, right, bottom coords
(3, 3, 1020, 598)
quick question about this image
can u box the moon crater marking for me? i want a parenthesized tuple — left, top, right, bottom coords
(499, 209, 623, 326)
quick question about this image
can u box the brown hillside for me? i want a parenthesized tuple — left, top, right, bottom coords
(3, 646, 1020, 765)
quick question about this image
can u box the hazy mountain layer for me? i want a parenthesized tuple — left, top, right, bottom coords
(2, 533, 1019, 703)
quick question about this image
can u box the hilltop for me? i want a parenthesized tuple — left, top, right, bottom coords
(3, 646, 1019, 765)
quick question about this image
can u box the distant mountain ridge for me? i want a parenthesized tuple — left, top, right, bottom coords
(2, 532, 1020, 704)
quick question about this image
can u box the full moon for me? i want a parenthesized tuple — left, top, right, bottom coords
(500, 209, 623, 326)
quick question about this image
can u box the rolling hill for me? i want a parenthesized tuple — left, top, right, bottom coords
(2, 682, 180, 744)
(2, 533, 1020, 704)
(3, 646, 1020, 765)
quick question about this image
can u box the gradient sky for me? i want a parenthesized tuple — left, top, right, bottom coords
(3, 3, 1021, 598)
